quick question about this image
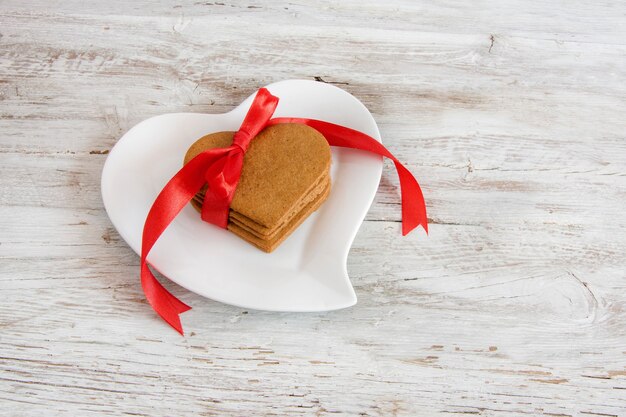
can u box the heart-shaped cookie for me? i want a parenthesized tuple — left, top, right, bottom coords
(183, 123, 332, 252)
(101, 80, 382, 312)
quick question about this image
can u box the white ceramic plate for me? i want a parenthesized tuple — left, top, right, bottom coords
(101, 79, 382, 311)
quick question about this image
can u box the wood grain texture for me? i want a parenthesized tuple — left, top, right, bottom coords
(1, 1, 625, 416)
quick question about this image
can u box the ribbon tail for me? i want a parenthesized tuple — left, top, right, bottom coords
(394, 160, 428, 236)
(269, 117, 428, 235)
(141, 263, 191, 335)
(140, 149, 227, 334)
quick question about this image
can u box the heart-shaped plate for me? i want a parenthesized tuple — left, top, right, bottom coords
(101, 79, 382, 311)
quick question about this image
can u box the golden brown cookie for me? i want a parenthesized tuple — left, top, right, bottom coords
(228, 182, 331, 252)
(184, 123, 332, 252)
(229, 175, 330, 239)
(230, 175, 330, 237)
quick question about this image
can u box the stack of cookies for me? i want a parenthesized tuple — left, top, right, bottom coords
(184, 123, 331, 252)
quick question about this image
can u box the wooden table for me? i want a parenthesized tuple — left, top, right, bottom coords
(1, 2, 625, 416)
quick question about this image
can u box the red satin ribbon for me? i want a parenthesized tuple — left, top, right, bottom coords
(140, 88, 428, 334)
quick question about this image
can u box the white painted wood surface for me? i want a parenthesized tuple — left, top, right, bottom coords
(1, 1, 625, 416)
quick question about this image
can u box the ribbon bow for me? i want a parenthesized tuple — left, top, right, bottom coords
(141, 88, 428, 335)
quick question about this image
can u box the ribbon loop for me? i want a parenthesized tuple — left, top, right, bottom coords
(204, 151, 237, 200)
(139, 87, 428, 335)
(234, 88, 279, 146)
(232, 131, 252, 153)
